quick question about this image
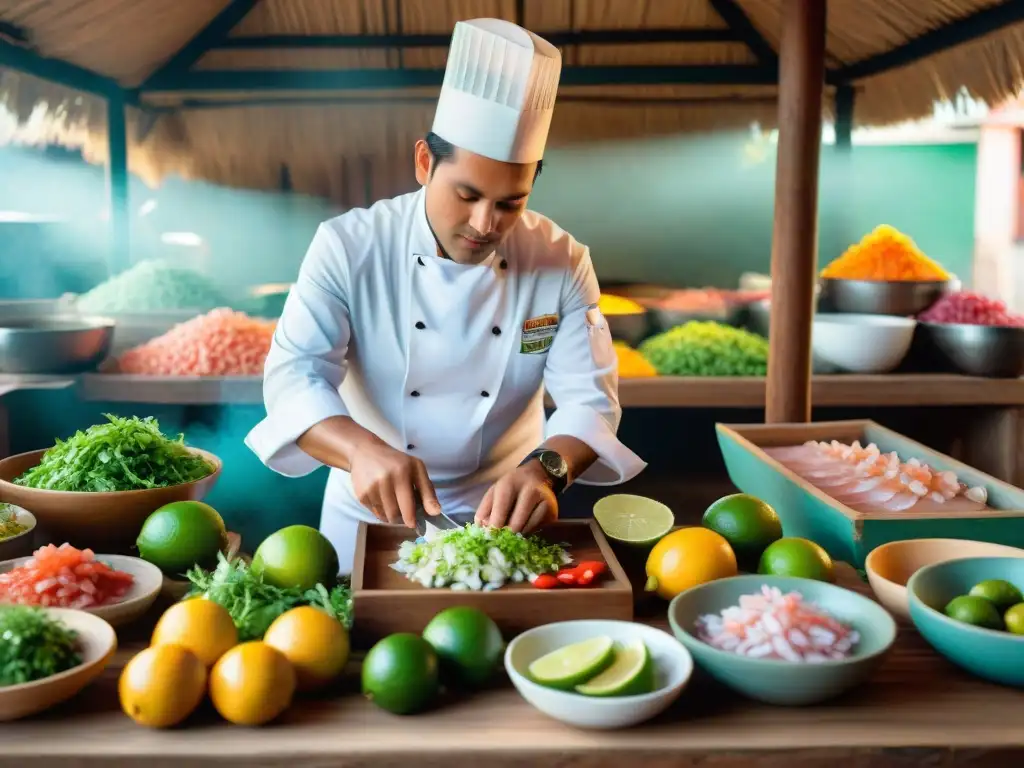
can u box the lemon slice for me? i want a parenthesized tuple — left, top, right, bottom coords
(575, 639, 655, 697)
(527, 636, 615, 690)
(594, 495, 674, 546)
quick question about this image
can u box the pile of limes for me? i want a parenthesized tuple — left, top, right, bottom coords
(362, 606, 504, 715)
(944, 579, 1024, 634)
(119, 598, 350, 728)
(593, 491, 836, 601)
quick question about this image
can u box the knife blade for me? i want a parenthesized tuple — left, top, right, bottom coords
(413, 500, 463, 537)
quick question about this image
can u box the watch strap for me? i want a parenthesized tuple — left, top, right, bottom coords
(520, 448, 569, 495)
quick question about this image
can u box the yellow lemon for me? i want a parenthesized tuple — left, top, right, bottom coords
(645, 526, 738, 600)
(263, 606, 350, 692)
(209, 641, 296, 726)
(119, 644, 207, 728)
(152, 598, 238, 668)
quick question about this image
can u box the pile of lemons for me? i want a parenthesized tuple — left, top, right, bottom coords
(119, 599, 350, 728)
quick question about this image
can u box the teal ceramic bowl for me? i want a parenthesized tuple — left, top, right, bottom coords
(907, 556, 1024, 687)
(667, 574, 897, 706)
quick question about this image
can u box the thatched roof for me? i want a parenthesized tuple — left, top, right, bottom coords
(2, 0, 1024, 200)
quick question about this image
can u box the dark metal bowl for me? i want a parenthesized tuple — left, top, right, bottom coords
(606, 312, 651, 346)
(916, 322, 1024, 378)
(819, 278, 959, 317)
(0, 316, 115, 375)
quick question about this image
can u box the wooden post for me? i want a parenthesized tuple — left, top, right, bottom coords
(766, 0, 827, 424)
(106, 91, 130, 274)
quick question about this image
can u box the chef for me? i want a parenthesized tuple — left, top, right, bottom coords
(245, 17, 646, 572)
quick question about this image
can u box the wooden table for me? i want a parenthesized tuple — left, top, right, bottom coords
(1, 565, 1022, 768)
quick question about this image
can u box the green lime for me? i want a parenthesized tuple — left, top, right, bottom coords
(758, 537, 834, 583)
(136, 501, 228, 577)
(528, 636, 615, 691)
(1004, 603, 1024, 635)
(969, 579, 1024, 611)
(593, 495, 674, 546)
(944, 595, 1005, 631)
(362, 633, 440, 715)
(251, 525, 339, 591)
(422, 607, 504, 688)
(575, 639, 656, 697)
(702, 494, 783, 569)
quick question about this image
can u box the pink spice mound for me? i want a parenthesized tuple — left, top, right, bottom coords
(116, 308, 276, 376)
(765, 440, 989, 514)
(918, 291, 1024, 327)
(695, 585, 860, 663)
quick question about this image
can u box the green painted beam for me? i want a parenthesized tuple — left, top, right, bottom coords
(708, 0, 777, 64)
(141, 0, 261, 89)
(834, 0, 1024, 81)
(140, 64, 778, 93)
(106, 91, 130, 274)
(834, 85, 855, 150)
(0, 36, 120, 97)
(213, 27, 743, 49)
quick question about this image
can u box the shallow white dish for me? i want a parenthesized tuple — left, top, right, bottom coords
(0, 506, 37, 561)
(812, 313, 916, 374)
(0, 553, 163, 628)
(504, 619, 693, 730)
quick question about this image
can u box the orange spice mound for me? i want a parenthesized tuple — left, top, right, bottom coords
(820, 225, 950, 281)
(117, 308, 276, 376)
(614, 341, 658, 378)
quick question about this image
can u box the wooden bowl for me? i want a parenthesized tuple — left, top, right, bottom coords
(0, 607, 117, 721)
(0, 554, 164, 628)
(0, 506, 37, 561)
(160, 531, 243, 601)
(866, 538, 1024, 622)
(0, 448, 222, 551)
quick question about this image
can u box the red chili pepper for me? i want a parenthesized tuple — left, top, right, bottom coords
(532, 574, 560, 589)
(573, 561, 607, 587)
(556, 567, 579, 585)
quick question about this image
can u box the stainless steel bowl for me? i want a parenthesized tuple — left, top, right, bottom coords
(917, 322, 1024, 378)
(819, 278, 959, 317)
(0, 316, 115, 375)
(606, 312, 650, 346)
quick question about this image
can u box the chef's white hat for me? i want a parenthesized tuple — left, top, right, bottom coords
(431, 18, 562, 165)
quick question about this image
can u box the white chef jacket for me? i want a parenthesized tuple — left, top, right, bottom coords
(245, 186, 646, 573)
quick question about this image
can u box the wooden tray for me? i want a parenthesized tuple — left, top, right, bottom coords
(716, 419, 1024, 569)
(351, 520, 633, 645)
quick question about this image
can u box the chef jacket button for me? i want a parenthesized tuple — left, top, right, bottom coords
(491, 326, 501, 336)
(407, 443, 415, 450)
(417, 256, 425, 266)
(415, 321, 425, 330)
(481, 390, 490, 398)
(411, 390, 420, 397)
(499, 259, 508, 270)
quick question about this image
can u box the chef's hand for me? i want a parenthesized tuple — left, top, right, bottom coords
(350, 439, 441, 528)
(474, 462, 558, 534)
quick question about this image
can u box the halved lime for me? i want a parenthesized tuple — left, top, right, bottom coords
(593, 495, 674, 546)
(527, 636, 615, 690)
(575, 639, 656, 697)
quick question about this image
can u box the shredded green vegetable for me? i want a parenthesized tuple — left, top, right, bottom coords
(0, 606, 83, 687)
(185, 552, 352, 641)
(14, 414, 215, 492)
(0, 505, 28, 542)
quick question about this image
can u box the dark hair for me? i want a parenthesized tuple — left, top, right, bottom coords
(424, 131, 544, 179)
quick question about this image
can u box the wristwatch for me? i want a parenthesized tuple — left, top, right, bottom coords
(520, 449, 569, 495)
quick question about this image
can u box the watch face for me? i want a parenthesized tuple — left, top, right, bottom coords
(539, 451, 568, 478)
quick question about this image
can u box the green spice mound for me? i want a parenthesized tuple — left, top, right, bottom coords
(14, 414, 215, 493)
(392, 524, 572, 589)
(639, 321, 769, 376)
(76, 260, 230, 314)
(0, 606, 83, 686)
(186, 552, 353, 642)
(0, 505, 28, 542)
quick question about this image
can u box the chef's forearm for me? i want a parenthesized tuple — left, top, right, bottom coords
(540, 435, 598, 485)
(296, 416, 386, 472)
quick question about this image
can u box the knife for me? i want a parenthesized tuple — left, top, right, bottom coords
(413, 499, 463, 537)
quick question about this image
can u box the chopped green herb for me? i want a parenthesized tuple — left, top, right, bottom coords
(0, 606, 83, 686)
(14, 414, 214, 492)
(0, 505, 28, 542)
(185, 552, 352, 641)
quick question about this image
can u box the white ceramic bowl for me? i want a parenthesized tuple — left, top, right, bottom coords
(0, 553, 163, 628)
(0, 506, 37, 561)
(504, 620, 693, 730)
(811, 313, 917, 373)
